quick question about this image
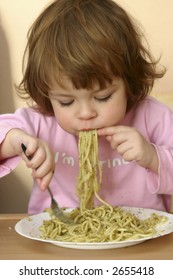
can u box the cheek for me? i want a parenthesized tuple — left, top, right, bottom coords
(54, 111, 74, 131)
(102, 100, 127, 125)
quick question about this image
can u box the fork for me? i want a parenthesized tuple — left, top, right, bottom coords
(21, 143, 74, 225)
(47, 186, 74, 224)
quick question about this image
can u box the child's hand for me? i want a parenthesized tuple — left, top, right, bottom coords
(98, 126, 159, 173)
(21, 138, 55, 190)
(1, 128, 55, 190)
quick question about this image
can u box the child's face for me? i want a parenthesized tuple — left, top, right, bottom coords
(49, 76, 127, 135)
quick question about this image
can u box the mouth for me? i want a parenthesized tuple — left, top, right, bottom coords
(75, 128, 95, 136)
(80, 128, 93, 131)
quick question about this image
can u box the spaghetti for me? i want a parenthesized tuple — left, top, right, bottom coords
(76, 130, 108, 212)
(39, 130, 168, 242)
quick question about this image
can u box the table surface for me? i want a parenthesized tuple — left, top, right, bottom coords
(0, 213, 173, 260)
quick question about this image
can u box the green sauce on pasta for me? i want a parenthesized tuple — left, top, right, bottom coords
(39, 130, 167, 242)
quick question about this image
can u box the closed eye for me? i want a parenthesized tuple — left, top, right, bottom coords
(94, 94, 112, 102)
(58, 100, 74, 107)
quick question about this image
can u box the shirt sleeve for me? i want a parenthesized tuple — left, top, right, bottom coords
(145, 99, 173, 195)
(0, 108, 37, 177)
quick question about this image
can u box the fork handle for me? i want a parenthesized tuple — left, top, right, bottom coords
(21, 143, 33, 160)
(47, 186, 53, 199)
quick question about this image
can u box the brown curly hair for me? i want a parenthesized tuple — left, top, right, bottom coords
(18, 0, 165, 115)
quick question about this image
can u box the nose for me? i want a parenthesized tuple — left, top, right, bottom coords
(77, 103, 97, 120)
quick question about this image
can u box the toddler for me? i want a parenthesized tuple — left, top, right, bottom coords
(0, 0, 173, 214)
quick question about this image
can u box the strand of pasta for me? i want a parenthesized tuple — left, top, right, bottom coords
(39, 130, 168, 243)
(40, 206, 167, 242)
(77, 130, 104, 212)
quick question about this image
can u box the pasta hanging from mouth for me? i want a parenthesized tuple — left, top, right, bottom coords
(39, 130, 168, 243)
(77, 130, 110, 212)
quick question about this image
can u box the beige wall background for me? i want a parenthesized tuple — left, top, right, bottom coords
(0, 0, 173, 213)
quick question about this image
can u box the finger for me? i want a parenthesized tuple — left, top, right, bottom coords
(32, 156, 55, 178)
(108, 132, 130, 150)
(21, 139, 38, 158)
(27, 147, 46, 169)
(121, 148, 135, 162)
(37, 171, 55, 190)
(98, 125, 130, 136)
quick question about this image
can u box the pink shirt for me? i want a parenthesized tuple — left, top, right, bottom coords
(1, 97, 173, 213)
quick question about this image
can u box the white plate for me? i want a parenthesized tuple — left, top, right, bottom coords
(15, 207, 173, 250)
